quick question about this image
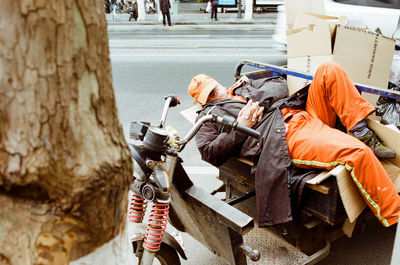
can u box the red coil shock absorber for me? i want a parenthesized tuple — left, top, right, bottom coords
(129, 192, 147, 223)
(143, 202, 170, 251)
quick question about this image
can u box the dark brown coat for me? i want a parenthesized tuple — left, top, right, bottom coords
(195, 77, 309, 226)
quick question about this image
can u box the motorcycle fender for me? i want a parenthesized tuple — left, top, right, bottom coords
(130, 223, 187, 260)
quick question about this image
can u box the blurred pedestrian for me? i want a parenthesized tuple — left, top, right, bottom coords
(160, 0, 172, 26)
(111, 0, 120, 21)
(105, 0, 111, 13)
(129, 1, 138, 21)
(120, 0, 127, 12)
(210, 0, 218, 21)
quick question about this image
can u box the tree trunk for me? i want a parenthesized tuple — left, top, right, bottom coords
(0, 0, 132, 264)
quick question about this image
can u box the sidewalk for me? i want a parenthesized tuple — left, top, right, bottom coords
(106, 3, 277, 26)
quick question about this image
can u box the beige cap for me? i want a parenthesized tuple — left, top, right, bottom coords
(188, 74, 221, 105)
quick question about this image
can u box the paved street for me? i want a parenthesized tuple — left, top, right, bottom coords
(108, 26, 281, 59)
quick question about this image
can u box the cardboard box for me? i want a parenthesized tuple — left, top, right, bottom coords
(284, 0, 325, 29)
(287, 55, 333, 95)
(286, 12, 342, 94)
(333, 25, 396, 89)
(332, 26, 395, 105)
(287, 13, 341, 58)
(287, 24, 395, 102)
(287, 24, 333, 58)
(294, 12, 343, 40)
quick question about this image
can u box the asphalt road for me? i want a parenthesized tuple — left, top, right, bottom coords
(108, 24, 397, 265)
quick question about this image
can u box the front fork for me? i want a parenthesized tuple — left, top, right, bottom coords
(130, 152, 178, 265)
(130, 192, 171, 265)
(141, 201, 171, 265)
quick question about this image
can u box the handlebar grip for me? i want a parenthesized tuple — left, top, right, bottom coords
(235, 122, 260, 139)
(221, 116, 260, 139)
(164, 95, 180, 107)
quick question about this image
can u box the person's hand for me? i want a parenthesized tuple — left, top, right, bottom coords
(237, 100, 264, 128)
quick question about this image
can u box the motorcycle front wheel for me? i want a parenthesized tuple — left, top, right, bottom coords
(134, 242, 181, 265)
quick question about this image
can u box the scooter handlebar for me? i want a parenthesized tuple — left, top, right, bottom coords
(219, 116, 260, 139)
(176, 114, 260, 149)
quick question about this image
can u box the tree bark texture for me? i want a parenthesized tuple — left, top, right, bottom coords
(0, 0, 132, 264)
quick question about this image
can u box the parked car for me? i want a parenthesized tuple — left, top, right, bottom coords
(273, 0, 400, 46)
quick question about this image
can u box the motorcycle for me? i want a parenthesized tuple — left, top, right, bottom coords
(128, 95, 260, 265)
